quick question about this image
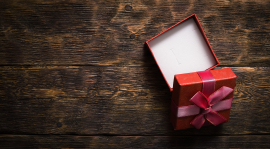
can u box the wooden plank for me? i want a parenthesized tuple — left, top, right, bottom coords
(0, 0, 270, 66)
(0, 66, 269, 135)
(0, 135, 269, 148)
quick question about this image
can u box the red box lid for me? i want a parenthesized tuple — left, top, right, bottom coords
(145, 14, 220, 91)
(170, 68, 236, 130)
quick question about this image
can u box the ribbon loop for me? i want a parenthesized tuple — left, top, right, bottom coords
(189, 92, 209, 110)
(209, 86, 234, 105)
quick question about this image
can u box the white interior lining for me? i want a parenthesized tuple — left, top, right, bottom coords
(148, 18, 217, 89)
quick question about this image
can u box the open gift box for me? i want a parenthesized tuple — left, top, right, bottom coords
(145, 14, 237, 130)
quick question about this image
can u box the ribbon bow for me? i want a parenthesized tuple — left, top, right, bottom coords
(190, 86, 234, 129)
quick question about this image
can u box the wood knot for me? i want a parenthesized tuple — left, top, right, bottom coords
(130, 34, 135, 39)
(57, 122, 62, 127)
(125, 5, 132, 11)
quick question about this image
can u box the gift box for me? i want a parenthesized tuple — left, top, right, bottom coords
(171, 68, 236, 130)
(145, 14, 237, 130)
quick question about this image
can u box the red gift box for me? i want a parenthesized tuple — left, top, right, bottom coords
(145, 14, 220, 91)
(145, 14, 237, 130)
(171, 68, 236, 130)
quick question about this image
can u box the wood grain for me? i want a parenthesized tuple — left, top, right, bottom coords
(1, 0, 270, 148)
(0, 66, 269, 135)
(0, 0, 270, 66)
(0, 135, 269, 149)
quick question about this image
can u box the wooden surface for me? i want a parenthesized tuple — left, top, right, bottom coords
(0, 0, 270, 148)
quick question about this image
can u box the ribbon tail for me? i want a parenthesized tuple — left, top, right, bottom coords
(190, 114, 205, 129)
(209, 86, 234, 105)
(190, 91, 209, 109)
(205, 110, 227, 126)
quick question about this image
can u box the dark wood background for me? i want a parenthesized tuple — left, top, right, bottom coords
(0, 0, 270, 148)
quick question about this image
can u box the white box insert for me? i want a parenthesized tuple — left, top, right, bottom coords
(147, 17, 218, 89)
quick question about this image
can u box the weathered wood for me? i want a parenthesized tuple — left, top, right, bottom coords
(0, 135, 269, 149)
(0, 0, 270, 66)
(0, 66, 269, 135)
(1, 0, 269, 148)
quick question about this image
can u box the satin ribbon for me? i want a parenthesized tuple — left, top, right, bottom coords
(171, 70, 234, 129)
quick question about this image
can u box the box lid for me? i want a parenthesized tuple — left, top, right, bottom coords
(146, 14, 219, 91)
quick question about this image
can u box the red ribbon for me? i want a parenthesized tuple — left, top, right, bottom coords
(171, 70, 234, 129)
